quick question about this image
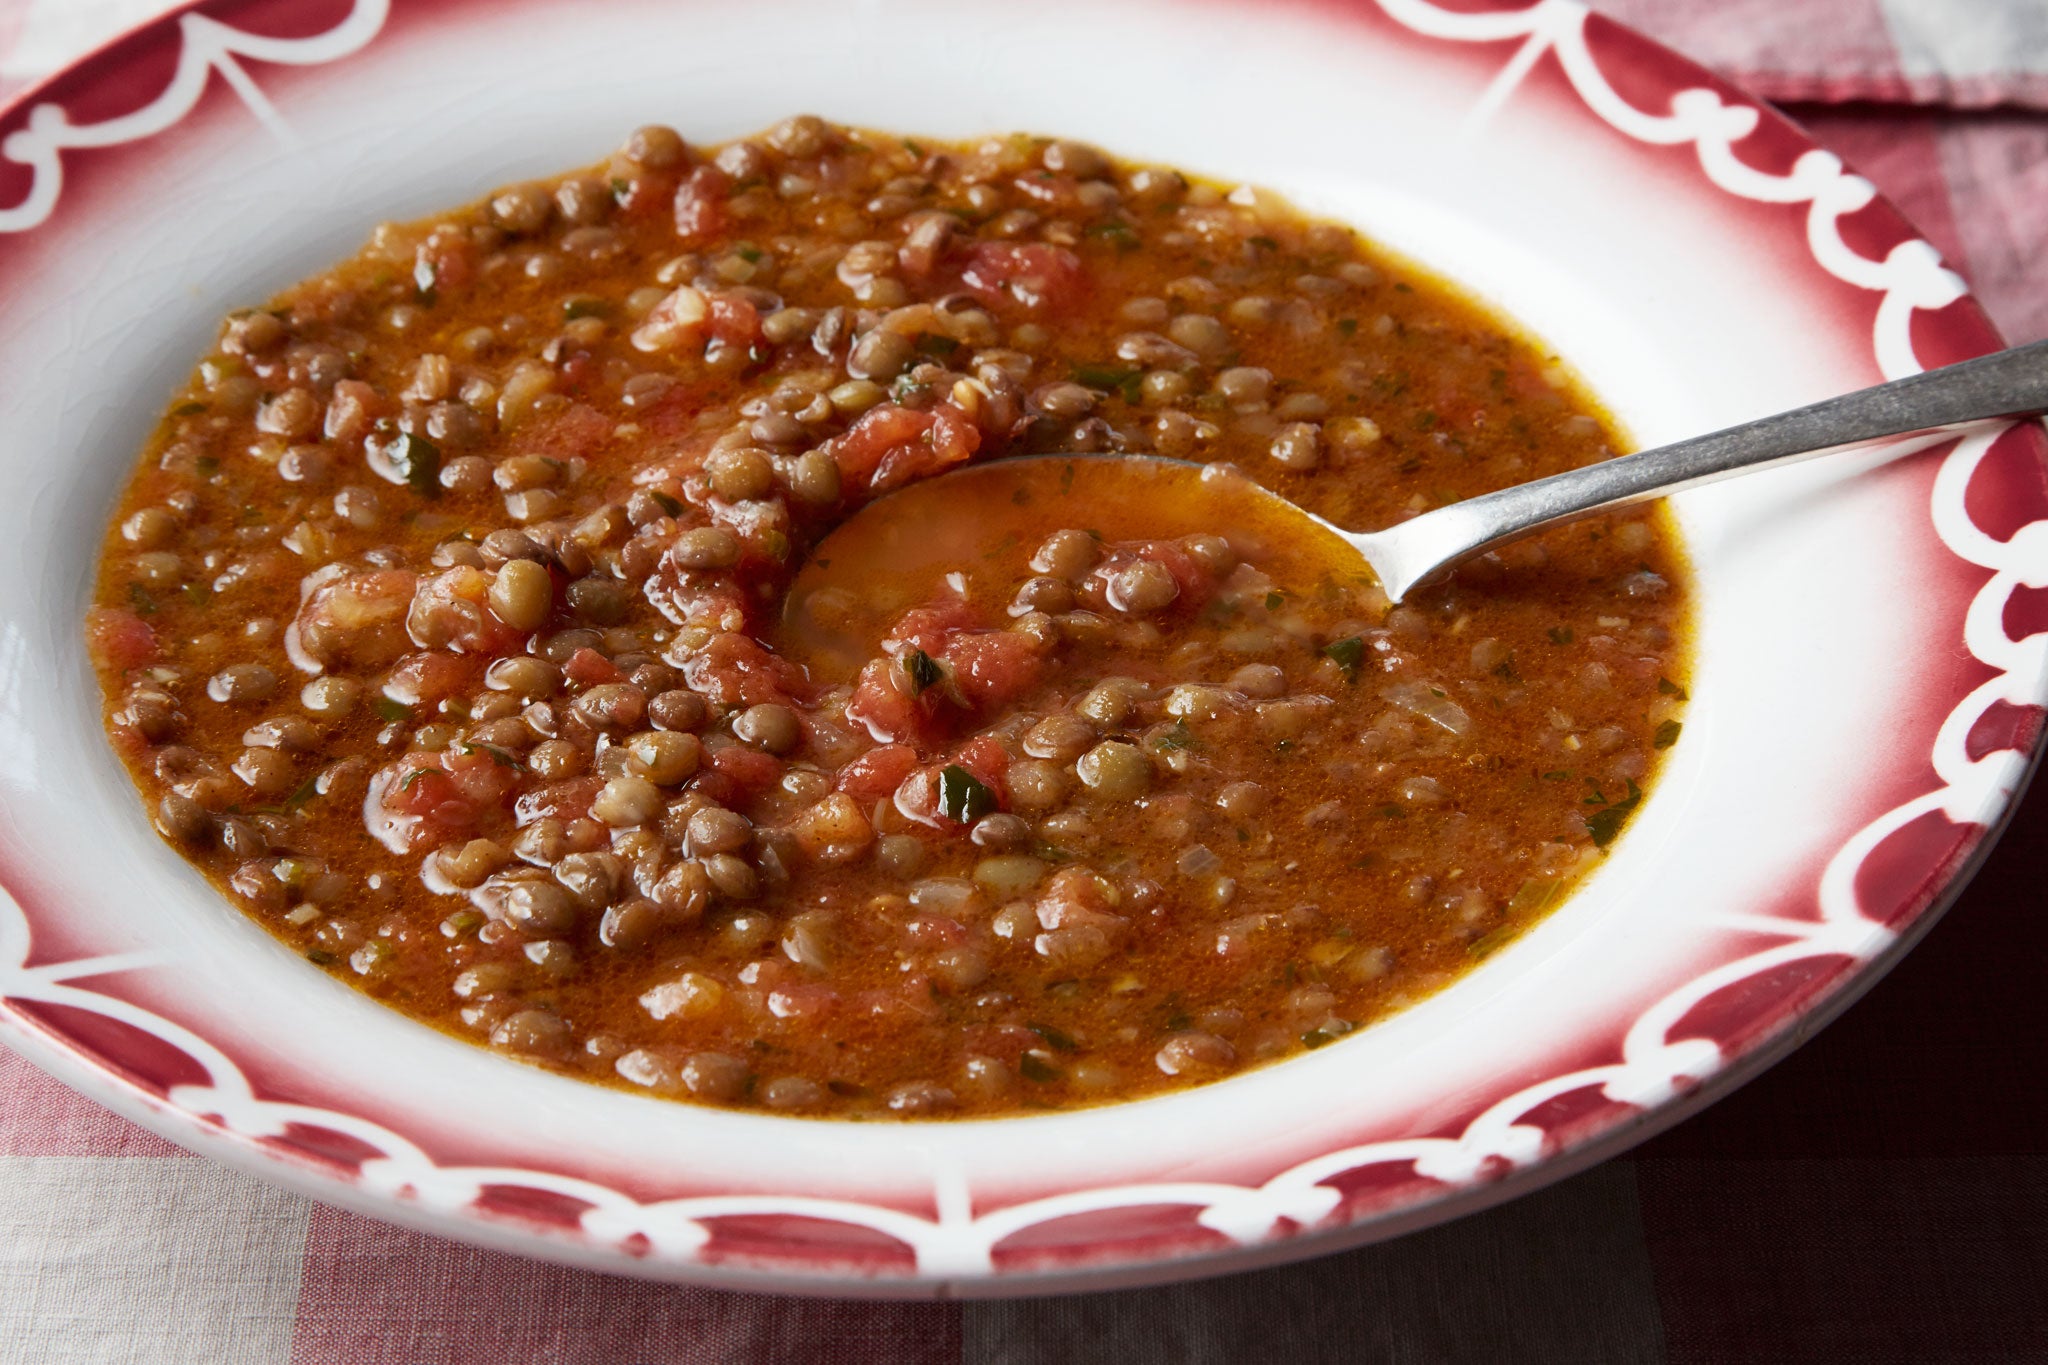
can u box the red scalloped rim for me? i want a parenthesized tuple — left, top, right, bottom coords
(3, 0, 2046, 1291)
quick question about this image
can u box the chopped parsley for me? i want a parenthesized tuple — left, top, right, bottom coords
(1321, 635, 1365, 682)
(372, 697, 413, 724)
(1658, 676, 1688, 699)
(1019, 1053, 1061, 1083)
(1151, 718, 1199, 752)
(903, 649, 944, 695)
(914, 332, 960, 357)
(936, 764, 996, 823)
(1071, 364, 1144, 404)
(392, 432, 441, 499)
(126, 583, 158, 616)
(1548, 627, 1574, 645)
(1027, 1022, 1077, 1052)
(562, 297, 609, 320)
(650, 491, 683, 518)
(1585, 779, 1643, 849)
(1653, 719, 1683, 749)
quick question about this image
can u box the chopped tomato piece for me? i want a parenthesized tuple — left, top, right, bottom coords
(366, 747, 519, 855)
(563, 647, 625, 689)
(382, 651, 480, 706)
(960, 242, 1086, 313)
(86, 606, 158, 673)
(678, 632, 806, 706)
(836, 744, 919, 801)
(707, 294, 762, 348)
(673, 165, 730, 243)
(824, 401, 982, 497)
(515, 776, 603, 826)
(942, 631, 1045, 711)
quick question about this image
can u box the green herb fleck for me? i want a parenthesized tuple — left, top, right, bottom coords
(1658, 676, 1688, 699)
(126, 583, 158, 616)
(1071, 364, 1144, 404)
(903, 649, 944, 695)
(1586, 779, 1643, 849)
(399, 768, 432, 792)
(1265, 590, 1285, 612)
(1152, 717, 1199, 752)
(1301, 1020, 1353, 1049)
(914, 332, 960, 357)
(392, 432, 442, 499)
(936, 764, 996, 823)
(610, 176, 631, 198)
(461, 741, 522, 770)
(306, 950, 337, 967)
(1548, 627, 1575, 645)
(1541, 770, 1572, 781)
(195, 455, 220, 479)
(373, 697, 413, 724)
(562, 297, 609, 321)
(651, 491, 683, 518)
(1653, 719, 1683, 749)
(1337, 318, 1358, 338)
(736, 245, 763, 264)
(1019, 1053, 1061, 1083)
(1028, 1022, 1077, 1052)
(1321, 635, 1365, 682)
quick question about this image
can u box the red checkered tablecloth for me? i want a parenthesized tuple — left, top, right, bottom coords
(3, 2, 2044, 1360)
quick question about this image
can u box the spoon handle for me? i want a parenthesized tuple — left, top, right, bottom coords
(1358, 337, 2048, 603)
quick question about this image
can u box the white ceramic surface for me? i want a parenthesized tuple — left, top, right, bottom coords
(0, 0, 2042, 1295)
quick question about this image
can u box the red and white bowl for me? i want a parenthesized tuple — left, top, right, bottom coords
(2, 0, 2042, 1296)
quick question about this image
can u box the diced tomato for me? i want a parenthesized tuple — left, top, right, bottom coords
(824, 401, 981, 497)
(942, 630, 1045, 711)
(514, 776, 603, 826)
(645, 573, 748, 632)
(959, 242, 1086, 313)
(365, 747, 519, 855)
(949, 734, 1010, 793)
(708, 743, 783, 795)
(382, 651, 480, 706)
(415, 226, 474, 297)
(86, 606, 158, 673)
(563, 647, 625, 689)
(707, 294, 762, 349)
(836, 744, 919, 801)
(678, 632, 806, 706)
(845, 656, 926, 744)
(885, 600, 981, 654)
(673, 165, 730, 243)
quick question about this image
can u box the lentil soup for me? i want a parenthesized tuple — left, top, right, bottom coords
(86, 118, 1690, 1119)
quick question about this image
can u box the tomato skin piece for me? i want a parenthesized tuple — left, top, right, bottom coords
(960, 242, 1086, 313)
(708, 743, 783, 795)
(86, 606, 159, 673)
(366, 747, 519, 855)
(846, 656, 926, 745)
(707, 295, 762, 348)
(824, 402, 983, 496)
(943, 630, 1045, 711)
(673, 165, 730, 243)
(837, 744, 919, 801)
(564, 647, 625, 689)
(383, 651, 480, 707)
(678, 632, 807, 707)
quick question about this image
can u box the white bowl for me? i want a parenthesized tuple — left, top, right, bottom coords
(1, 0, 2042, 1296)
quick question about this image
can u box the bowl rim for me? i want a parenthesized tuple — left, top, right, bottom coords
(2, 0, 2043, 1297)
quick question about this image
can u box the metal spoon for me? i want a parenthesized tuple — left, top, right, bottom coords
(853, 339, 2048, 605)
(1339, 339, 2048, 601)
